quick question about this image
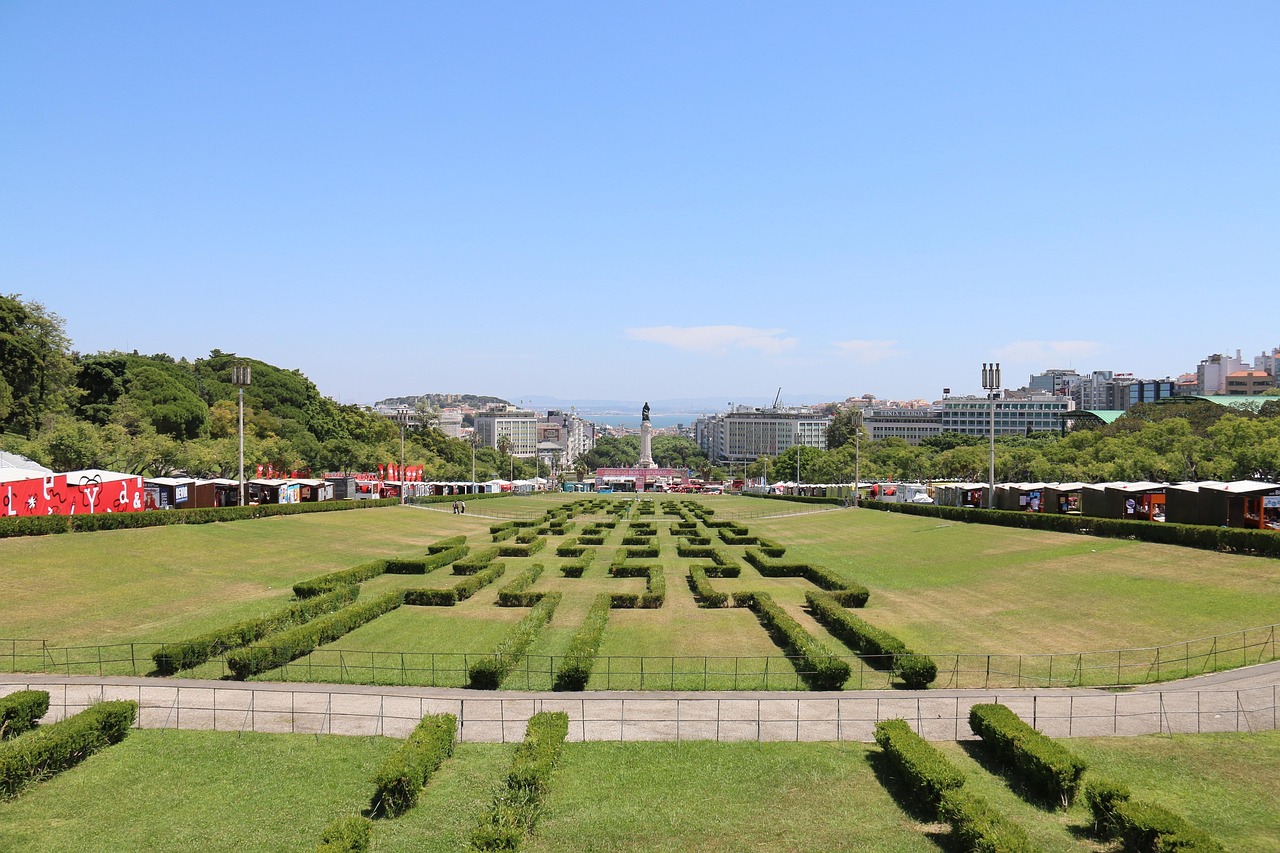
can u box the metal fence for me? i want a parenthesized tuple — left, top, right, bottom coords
(3, 679, 1276, 743)
(5, 624, 1277, 690)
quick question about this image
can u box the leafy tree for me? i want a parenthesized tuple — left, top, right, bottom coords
(0, 294, 76, 434)
(825, 407, 864, 450)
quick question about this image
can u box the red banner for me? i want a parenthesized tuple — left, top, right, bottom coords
(2, 473, 146, 517)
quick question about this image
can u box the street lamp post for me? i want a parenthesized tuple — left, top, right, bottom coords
(399, 420, 406, 506)
(981, 362, 1001, 509)
(231, 363, 251, 506)
(853, 426, 860, 508)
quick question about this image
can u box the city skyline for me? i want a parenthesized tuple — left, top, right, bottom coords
(3, 4, 1277, 404)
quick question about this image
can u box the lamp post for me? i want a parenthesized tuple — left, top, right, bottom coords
(981, 362, 1001, 508)
(399, 420, 406, 506)
(853, 426, 860, 508)
(231, 363, 251, 506)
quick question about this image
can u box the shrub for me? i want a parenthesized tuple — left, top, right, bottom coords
(468, 594, 562, 689)
(225, 591, 403, 679)
(873, 718, 964, 817)
(968, 703, 1087, 807)
(688, 566, 728, 607)
(555, 538, 586, 557)
(454, 547, 501, 575)
(315, 816, 371, 852)
(498, 537, 546, 558)
(153, 584, 360, 674)
(385, 544, 470, 574)
(805, 591, 936, 686)
(938, 787, 1036, 853)
(560, 551, 595, 578)
(471, 712, 570, 851)
(293, 560, 388, 598)
(369, 713, 457, 817)
(427, 535, 467, 554)
(0, 690, 50, 740)
(553, 594, 610, 691)
(745, 549, 865, 597)
(748, 592, 849, 690)
(496, 563, 546, 606)
(1084, 778, 1132, 838)
(0, 700, 137, 796)
(1084, 777, 1223, 851)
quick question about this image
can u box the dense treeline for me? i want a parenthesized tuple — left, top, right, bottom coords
(0, 294, 543, 480)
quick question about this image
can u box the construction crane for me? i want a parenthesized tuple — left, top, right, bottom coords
(772, 387, 782, 409)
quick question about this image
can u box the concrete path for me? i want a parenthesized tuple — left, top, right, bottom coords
(5, 663, 1277, 743)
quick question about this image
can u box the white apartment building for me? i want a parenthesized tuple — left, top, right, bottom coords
(864, 406, 944, 445)
(697, 406, 831, 464)
(474, 411, 538, 457)
(941, 395, 1073, 436)
(1197, 352, 1246, 395)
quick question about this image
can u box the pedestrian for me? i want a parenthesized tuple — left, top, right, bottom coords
(461, 501, 467, 514)
(452, 500, 459, 514)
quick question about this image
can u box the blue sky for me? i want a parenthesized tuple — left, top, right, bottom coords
(2, 2, 1277, 407)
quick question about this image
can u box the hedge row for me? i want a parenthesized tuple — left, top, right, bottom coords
(293, 560, 388, 598)
(385, 544, 470, 574)
(969, 703, 1088, 808)
(470, 712, 570, 850)
(617, 545, 659, 560)
(153, 584, 360, 674)
(226, 591, 403, 679)
(404, 562, 507, 606)
(756, 536, 786, 558)
(747, 592, 849, 690)
(609, 566, 665, 609)
(553, 594, 611, 690)
(497, 536, 546, 558)
(862, 500, 1280, 559)
(1085, 779, 1224, 852)
(467, 594, 563, 689)
(688, 566, 728, 607)
(578, 535, 606, 545)
(0, 690, 50, 740)
(0, 497, 404, 539)
(0, 700, 137, 796)
(368, 713, 457, 817)
(718, 530, 759, 546)
(872, 718, 965, 814)
(938, 787, 1036, 853)
(491, 526, 518, 542)
(560, 550, 596, 578)
(745, 549, 867, 600)
(314, 816, 371, 853)
(805, 592, 936, 687)
(496, 563, 546, 606)
(426, 535, 467, 554)
(453, 546, 502, 575)
(555, 538, 586, 557)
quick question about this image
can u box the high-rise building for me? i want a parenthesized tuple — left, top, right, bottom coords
(696, 406, 831, 464)
(940, 395, 1073, 436)
(1197, 352, 1246, 395)
(1028, 369, 1081, 395)
(474, 411, 537, 457)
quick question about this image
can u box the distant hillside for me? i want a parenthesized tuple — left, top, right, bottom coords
(375, 393, 511, 409)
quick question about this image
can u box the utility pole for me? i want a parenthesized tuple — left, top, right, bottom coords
(982, 362, 1001, 509)
(232, 363, 251, 506)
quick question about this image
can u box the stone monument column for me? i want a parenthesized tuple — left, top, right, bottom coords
(637, 402, 658, 469)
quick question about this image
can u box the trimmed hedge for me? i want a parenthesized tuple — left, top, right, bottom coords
(0, 690, 50, 740)
(555, 538, 586, 557)
(153, 584, 360, 674)
(0, 497, 403, 539)
(427, 535, 467, 554)
(748, 592, 849, 690)
(0, 700, 137, 796)
(863, 500, 1280, 559)
(560, 550, 595, 578)
(369, 713, 457, 817)
(404, 562, 507, 606)
(496, 563, 546, 606)
(805, 591, 935, 687)
(1085, 778, 1224, 852)
(467, 593, 562, 689)
(873, 718, 965, 816)
(471, 712, 570, 851)
(293, 561, 387, 598)
(688, 566, 727, 607)
(553, 594, 611, 691)
(938, 787, 1036, 852)
(744, 549, 866, 598)
(969, 703, 1087, 807)
(386, 544, 470, 574)
(453, 546, 501, 575)
(608, 566, 665, 609)
(225, 591, 403, 679)
(497, 536, 547, 558)
(315, 816, 371, 852)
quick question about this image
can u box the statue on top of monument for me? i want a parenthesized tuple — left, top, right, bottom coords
(642, 402, 650, 422)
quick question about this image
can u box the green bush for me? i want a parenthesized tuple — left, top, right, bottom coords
(560, 551, 595, 578)
(969, 703, 1087, 807)
(806, 591, 936, 687)
(497, 537, 546, 558)
(153, 584, 359, 674)
(385, 544, 470, 574)
(468, 594, 561, 689)
(471, 712, 570, 851)
(0, 700, 137, 796)
(1084, 777, 1132, 837)
(403, 588, 459, 606)
(496, 563, 546, 606)
(225, 591, 403, 679)
(369, 713, 457, 817)
(427, 535, 467, 554)
(873, 718, 964, 817)
(315, 816, 371, 852)
(454, 547, 502, 575)
(688, 566, 728, 607)
(0, 690, 50, 740)
(748, 592, 849, 690)
(745, 549, 865, 597)
(555, 538, 586, 557)
(293, 560, 389, 598)
(938, 787, 1036, 853)
(553, 594, 610, 691)
(1084, 777, 1223, 851)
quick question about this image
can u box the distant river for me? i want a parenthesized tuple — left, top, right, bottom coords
(579, 413, 702, 430)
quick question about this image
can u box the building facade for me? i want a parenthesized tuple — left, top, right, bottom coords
(864, 406, 944, 445)
(474, 411, 538, 457)
(696, 406, 832, 464)
(940, 395, 1073, 436)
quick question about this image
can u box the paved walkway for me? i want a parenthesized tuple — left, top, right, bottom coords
(6, 662, 1277, 743)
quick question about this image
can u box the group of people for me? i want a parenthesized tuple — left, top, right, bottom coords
(451, 500, 467, 514)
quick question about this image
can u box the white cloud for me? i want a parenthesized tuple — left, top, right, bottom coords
(832, 339, 901, 364)
(994, 340, 1102, 364)
(625, 325, 797, 356)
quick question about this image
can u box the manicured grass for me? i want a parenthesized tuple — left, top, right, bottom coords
(525, 742, 936, 853)
(0, 729, 397, 853)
